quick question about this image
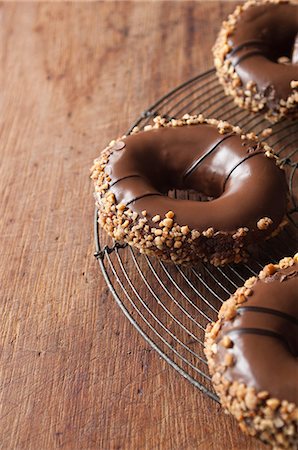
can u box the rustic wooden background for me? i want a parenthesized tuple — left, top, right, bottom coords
(1, 2, 268, 449)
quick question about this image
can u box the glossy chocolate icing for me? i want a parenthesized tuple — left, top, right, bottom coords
(227, 2, 298, 103)
(105, 124, 287, 234)
(216, 263, 298, 403)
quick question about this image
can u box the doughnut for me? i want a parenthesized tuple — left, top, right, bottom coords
(213, 0, 298, 122)
(91, 115, 288, 266)
(205, 255, 298, 449)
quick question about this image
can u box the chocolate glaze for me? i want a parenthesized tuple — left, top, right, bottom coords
(216, 263, 298, 403)
(105, 125, 287, 234)
(227, 2, 298, 104)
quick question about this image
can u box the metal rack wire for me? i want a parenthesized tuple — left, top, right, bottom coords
(94, 68, 298, 402)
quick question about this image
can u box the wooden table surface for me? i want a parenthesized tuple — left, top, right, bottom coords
(1, 2, 269, 449)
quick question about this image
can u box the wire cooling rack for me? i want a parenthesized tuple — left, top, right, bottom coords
(94, 68, 298, 402)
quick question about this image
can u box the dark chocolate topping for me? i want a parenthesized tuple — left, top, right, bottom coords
(236, 305, 298, 326)
(228, 39, 269, 58)
(105, 124, 287, 233)
(216, 263, 298, 403)
(227, 2, 298, 103)
(183, 133, 234, 179)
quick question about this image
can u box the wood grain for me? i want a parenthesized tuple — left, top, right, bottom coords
(0, 2, 267, 449)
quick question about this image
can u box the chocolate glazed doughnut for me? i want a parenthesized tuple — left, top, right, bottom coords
(214, 0, 298, 122)
(205, 255, 298, 449)
(91, 115, 288, 266)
